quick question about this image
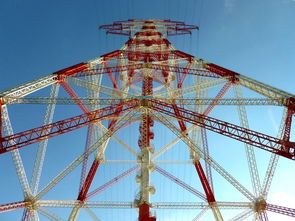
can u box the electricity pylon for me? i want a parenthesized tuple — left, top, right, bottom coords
(1, 19, 295, 221)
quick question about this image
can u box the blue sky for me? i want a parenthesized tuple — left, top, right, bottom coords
(1, 0, 295, 220)
(1, 0, 295, 93)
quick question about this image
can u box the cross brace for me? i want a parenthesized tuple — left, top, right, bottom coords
(0, 100, 139, 153)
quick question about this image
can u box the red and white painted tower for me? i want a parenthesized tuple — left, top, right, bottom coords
(1, 19, 295, 220)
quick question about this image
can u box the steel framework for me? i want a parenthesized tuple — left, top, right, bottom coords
(1, 19, 295, 220)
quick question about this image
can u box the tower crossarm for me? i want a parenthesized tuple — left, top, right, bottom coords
(149, 99, 295, 160)
(0, 59, 99, 100)
(0, 75, 57, 99)
(0, 100, 140, 154)
(237, 75, 294, 99)
(100, 19, 198, 37)
(203, 62, 295, 100)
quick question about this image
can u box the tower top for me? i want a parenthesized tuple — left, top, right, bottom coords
(100, 19, 198, 37)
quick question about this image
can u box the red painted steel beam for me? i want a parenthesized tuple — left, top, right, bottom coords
(79, 125, 94, 191)
(266, 203, 295, 217)
(102, 53, 135, 128)
(101, 50, 122, 61)
(282, 108, 294, 153)
(283, 108, 293, 142)
(53, 63, 89, 79)
(199, 82, 232, 191)
(60, 81, 90, 114)
(149, 99, 295, 159)
(0, 100, 139, 154)
(205, 63, 240, 78)
(0, 104, 2, 139)
(104, 63, 119, 89)
(203, 82, 232, 116)
(107, 31, 131, 36)
(177, 62, 192, 88)
(172, 104, 187, 132)
(173, 50, 193, 62)
(78, 101, 126, 202)
(108, 106, 123, 129)
(166, 101, 216, 206)
(72, 64, 143, 78)
(139, 203, 156, 221)
(124, 51, 170, 62)
(59, 81, 102, 202)
(87, 165, 139, 199)
(60, 78, 98, 193)
(139, 203, 151, 221)
(194, 162, 216, 203)
(126, 38, 170, 47)
(0, 201, 28, 213)
(100, 20, 197, 37)
(135, 32, 162, 38)
(287, 97, 295, 111)
(78, 159, 100, 201)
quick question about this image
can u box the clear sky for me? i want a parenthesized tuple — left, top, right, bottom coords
(1, 0, 295, 220)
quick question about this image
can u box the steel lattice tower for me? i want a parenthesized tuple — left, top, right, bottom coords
(1, 19, 295, 220)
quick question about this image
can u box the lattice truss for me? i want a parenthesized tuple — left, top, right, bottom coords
(0, 19, 295, 221)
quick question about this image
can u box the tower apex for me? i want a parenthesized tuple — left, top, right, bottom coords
(100, 19, 198, 37)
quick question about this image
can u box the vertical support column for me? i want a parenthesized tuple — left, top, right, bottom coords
(280, 100, 294, 157)
(78, 159, 100, 201)
(79, 125, 94, 192)
(31, 83, 60, 195)
(137, 76, 155, 221)
(282, 107, 293, 147)
(194, 162, 223, 220)
(261, 108, 288, 198)
(234, 85, 261, 197)
(1, 105, 32, 198)
(194, 162, 215, 203)
(0, 103, 2, 140)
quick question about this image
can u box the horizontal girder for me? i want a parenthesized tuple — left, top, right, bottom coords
(33, 200, 253, 210)
(1, 97, 289, 107)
